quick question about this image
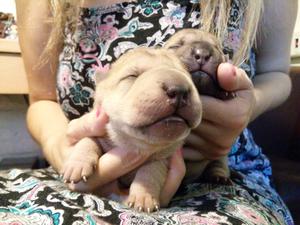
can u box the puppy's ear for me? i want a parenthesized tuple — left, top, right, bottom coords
(95, 71, 109, 84)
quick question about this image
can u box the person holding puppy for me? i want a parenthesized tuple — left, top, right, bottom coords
(9, 0, 296, 224)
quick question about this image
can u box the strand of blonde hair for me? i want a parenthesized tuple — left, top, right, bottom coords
(200, 0, 263, 66)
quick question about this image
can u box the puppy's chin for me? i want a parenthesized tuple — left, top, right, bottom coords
(139, 115, 190, 141)
(108, 116, 190, 148)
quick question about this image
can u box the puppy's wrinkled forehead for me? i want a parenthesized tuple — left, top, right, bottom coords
(110, 48, 185, 75)
(166, 29, 220, 47)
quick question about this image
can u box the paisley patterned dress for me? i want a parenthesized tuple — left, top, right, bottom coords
(0, 0, 294, 224)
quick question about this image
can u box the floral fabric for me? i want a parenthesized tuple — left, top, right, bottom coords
(0, 0, 294, 224)
(0, 168, 293, 224)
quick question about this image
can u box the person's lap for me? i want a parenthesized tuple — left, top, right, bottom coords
(0, 166, 293, 225)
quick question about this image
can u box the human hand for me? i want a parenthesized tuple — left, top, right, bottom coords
(66, 107, 109, 145)
(69, 148, 186, 209)
(56, 108, 109, 187)
(184, 63, 256, 160)
(62, 107, 148, 192)
(64, 108, 151, 192)
(66, 108, 186, 206)
(160, 148, 186, 207)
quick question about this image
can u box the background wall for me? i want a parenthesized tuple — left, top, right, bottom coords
(0, 0, 41, 167)
(0, 0, 16, 17)
(291, 0, 300, 57)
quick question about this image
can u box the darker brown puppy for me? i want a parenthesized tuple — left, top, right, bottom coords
(165, 28, 235, 100)
(165, 29, 234, 184)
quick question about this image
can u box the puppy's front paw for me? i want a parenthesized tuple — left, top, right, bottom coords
(62, 137, 101, 184)
(126, 191, 160, 213)
(62, 156, 97, 184)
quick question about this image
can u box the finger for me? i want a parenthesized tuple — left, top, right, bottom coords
(184, 145, 230, 160)
(67, 107, 109, 144)
(65, 146, 149, 191)
(182, 145, 205, 161)
(217, 63, 253, 91)
(191, 121, 239, 149)
(185, 133, 231, 160)
(96, 148, 149, 186)
(160, 149, 186, 207)
(201, 93, 253, 128)
(202, 65, 254, 126)
(217, 63, 238, 91)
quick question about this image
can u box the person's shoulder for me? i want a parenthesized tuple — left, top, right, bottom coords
(255, 0, 298, 74)
(262, 0, 297, 22)
(259, 0, 297, 34)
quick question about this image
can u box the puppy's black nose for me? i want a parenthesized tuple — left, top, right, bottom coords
(193, 47, 211, 66)
(163, 84, 189, 109)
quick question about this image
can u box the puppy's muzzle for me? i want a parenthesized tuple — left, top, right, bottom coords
(192, 46, 212, 67)
(187, 41, 216, 72)
(163, 83, 189, 110)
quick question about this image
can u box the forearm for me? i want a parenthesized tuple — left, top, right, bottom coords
(251, 0, 296, 122)
(27, 100, 70, 171)
(251, 71, 291, 121)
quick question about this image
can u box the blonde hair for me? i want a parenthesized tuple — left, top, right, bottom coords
(200, 0, 263, 65)
(44, 0, 263, 66)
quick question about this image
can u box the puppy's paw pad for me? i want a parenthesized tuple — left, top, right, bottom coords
(126, 193, 159, 213)
(62, 160, 95, 183)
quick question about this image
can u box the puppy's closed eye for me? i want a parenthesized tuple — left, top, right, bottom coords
(120, 74, 139, 82)
(167, 44, 181, 50)
(127, 74, 139, 79)
(166, 39, 184, 50)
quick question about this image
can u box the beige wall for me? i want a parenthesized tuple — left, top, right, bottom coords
(0, 0, 16, 17)
(291, 0, 300, 57)
(296, 1, 300, 31)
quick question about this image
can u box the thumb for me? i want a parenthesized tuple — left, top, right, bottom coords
(217, 63, 253, 92)
(67, 107, 109, 144)
(217, 63, 238, 91)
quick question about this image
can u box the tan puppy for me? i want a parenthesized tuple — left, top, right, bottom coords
(165, 29, 232, 183)
(63, 48, 202, 212)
